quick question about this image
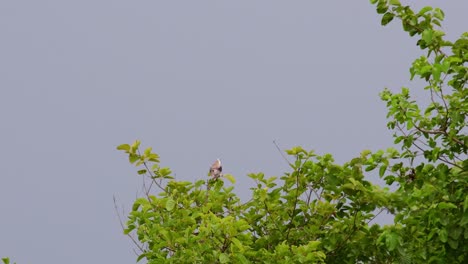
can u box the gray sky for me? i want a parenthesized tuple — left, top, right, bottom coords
(0, 1, 466, 263)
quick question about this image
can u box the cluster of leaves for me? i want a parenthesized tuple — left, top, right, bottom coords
(1, 258, 15, 264)
(118, 141, 399, 263)
(372, 0, 467, 263)
(118, 1, 466, 263)
(376, 0, 467, 166)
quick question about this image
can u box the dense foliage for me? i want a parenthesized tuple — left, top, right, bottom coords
(118, 1, 467, 263)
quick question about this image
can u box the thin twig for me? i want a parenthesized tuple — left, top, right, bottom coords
(113, 195, 145, 253)
(136, 149, 165, 194)
(366, 209, 385, 225)
(273, 140, 292, 166)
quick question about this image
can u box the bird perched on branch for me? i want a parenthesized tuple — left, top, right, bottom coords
(209, 159, 222, 180)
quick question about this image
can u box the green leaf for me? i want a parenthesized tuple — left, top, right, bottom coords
(143, 147, 152, 156)
(223, 173, 236, 184)
(361, 149, 372, 157)
(440, 59, 450, 72)
(123, 225, 134, 235)
(448, 238, 458, 249)
(449, 227, 462, 240)
(116, 144, 130, 151)
(132, 198, 148, 211)
(136, 253, 146, 262)
(343, 183, 356, 191)
(381, 12, 394, 26)
(384, 175, 396, 185)
(130, 140, 141, 152)
(234, 253, 250, 264)
(438, 228, 448, 242)
(433, 8, 444, 20)
(166, 198, 176, 211)
(432, 65, 441, 82)
(159, 167, 172, 177)
(422, 29, 434, 45)
(463, 195, 468, 212)
(129, 153, 139, 164)
(417, 6, 433, 16)
(307, 240, 321, 250)
(148, 153, 160, 162)
(376, 3, 388, 14)
(379, 165, 387, 177)
(438, 202, 457, 210)
(386, 232, 399, 251)
(137, 169, 147, 175)
(2, 258, 10, 264)
(365, 164, 377, 172)
(219, 253, 230, 263)
(231, 237, 244, 251)
(460, 211, 468, 226)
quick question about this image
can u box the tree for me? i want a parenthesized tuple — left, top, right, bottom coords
(117, 1, 467, 263)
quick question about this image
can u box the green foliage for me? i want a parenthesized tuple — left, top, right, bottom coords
(119, 142, 397, 263)
(118, 1, 466, 263)
(371, 1, 467, 262)
(1, 258, 15, 264)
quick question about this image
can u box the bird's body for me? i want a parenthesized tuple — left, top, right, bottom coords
(209, 159, 222, 179)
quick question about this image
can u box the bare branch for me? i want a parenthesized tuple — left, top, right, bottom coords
(273, 140, 292, 166)
(113, 195, 145, 253)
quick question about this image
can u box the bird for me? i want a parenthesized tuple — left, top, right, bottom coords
(209, 159, 222, 179)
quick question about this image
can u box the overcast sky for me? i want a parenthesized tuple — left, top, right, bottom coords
(0, 1, 466, 263)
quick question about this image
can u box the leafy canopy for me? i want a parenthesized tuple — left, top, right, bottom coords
(117, 1, 467, 263)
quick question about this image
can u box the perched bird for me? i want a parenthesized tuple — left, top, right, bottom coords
(209, 159, 222, 179)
